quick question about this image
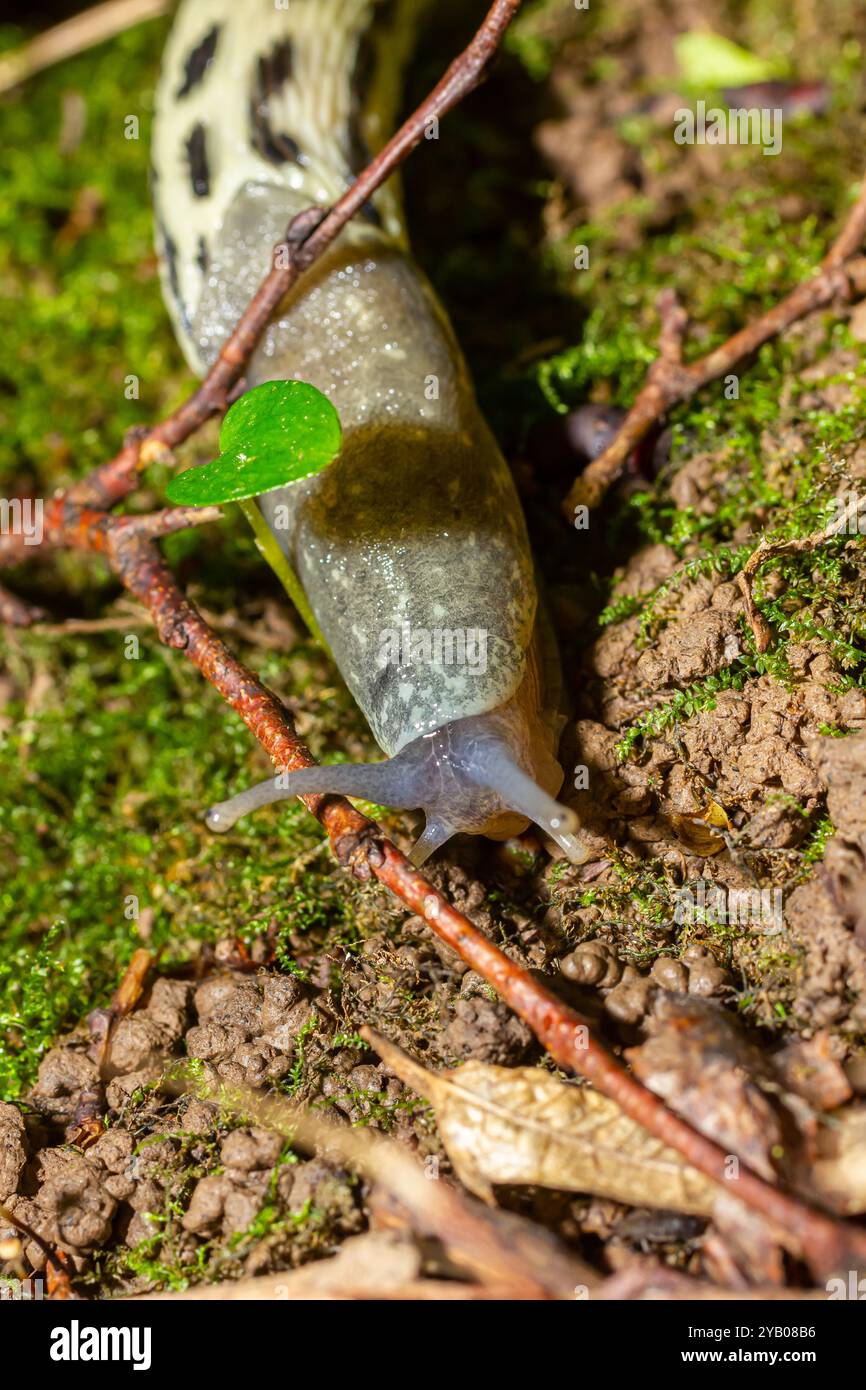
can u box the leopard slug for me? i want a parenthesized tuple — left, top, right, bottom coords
(152, 0, 588, 866)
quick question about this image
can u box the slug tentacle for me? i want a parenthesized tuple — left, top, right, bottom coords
(207, 706, 590, 867)
(206, 757, 414, 834)
(409, 816, 457, 867)
(463, 738, 587, 864)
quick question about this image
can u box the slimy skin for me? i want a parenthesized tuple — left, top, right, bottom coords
(153, 0, 588, 865)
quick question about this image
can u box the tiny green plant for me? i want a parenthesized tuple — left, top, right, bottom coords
(166, 380, 342, 644)
(674, 31, 783, 91)
(166, 380, 342, 507)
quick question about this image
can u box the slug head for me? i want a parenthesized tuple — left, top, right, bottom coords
(207, 705, 589, 867)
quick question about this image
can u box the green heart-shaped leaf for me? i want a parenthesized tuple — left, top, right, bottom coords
(165, 380, 342, 507)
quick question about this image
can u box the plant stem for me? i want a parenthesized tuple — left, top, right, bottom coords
(237, 498, 330, 653)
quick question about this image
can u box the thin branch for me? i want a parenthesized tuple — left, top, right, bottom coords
(737, 491, 864, 652)
(36, 615, 150, 635)
(109, 529, 378, 856)
(562, 187, 866, 520)
(0, 0, 169, 96)
(113, 504, 223, 539)
(365, 840, 866, 1281)
(27, 501, 866, 1279)
(0, 1203, 76, 1297)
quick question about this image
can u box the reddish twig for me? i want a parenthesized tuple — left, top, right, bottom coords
(0, 1203, 77, 1298)
(11, 519, 866, 1280)
(113, 504, 223, 540)
(110, 531, 377, 858)
(67, 947, 158, 1148)
(562, 185, 866, 520)
(3, 0, 866, 1288)
(366, 844, 866, 1281)
(0, 0, 531, 876)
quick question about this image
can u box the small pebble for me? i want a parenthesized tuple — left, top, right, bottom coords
(682, 945, 728, 997)
(560, 941, 623, 989)
(650, 957, 689, 992)
(604, 967, 653, 1024)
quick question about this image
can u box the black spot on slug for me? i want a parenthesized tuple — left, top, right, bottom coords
(177, 25, 220, 99)
(249, 40, 305, 166)
(360, 201, 383, 228)
(157, 217, 190, 334)
(257, 38, 293, 96)
(251, 121, 304, 166)
(374, 0, 400, 29)
(368, 662, 399, 712)
(196, 236, 208, 274)
(186, 122, 211, 198)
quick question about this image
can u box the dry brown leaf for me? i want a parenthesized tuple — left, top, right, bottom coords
(626, 994, 802, 1183)
(363, 1028, 718, 1216)
(668, 798, 730, 855)
(180, 1073, 597, 1298)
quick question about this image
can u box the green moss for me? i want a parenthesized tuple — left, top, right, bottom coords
(0, 10, 388, 1095)
(552, 853, 678, 956)
(0, 18, 183, 484)
(802, 815, 835, 865)
(535, 192, 834, 415)
(0, 606, 386, 1095)
(503, 0, 564, 82)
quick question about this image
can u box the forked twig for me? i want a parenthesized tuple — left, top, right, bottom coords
(562, 184, 866, 520)
(737, 492, 864, 652)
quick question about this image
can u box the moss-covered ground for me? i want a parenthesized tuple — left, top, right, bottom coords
(3, 0, 866, 1109)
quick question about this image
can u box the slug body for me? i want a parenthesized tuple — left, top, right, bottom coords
(153, 0, 587, 864)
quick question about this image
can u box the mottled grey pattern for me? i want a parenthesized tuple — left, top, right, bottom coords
(193, 186, 536, 755)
